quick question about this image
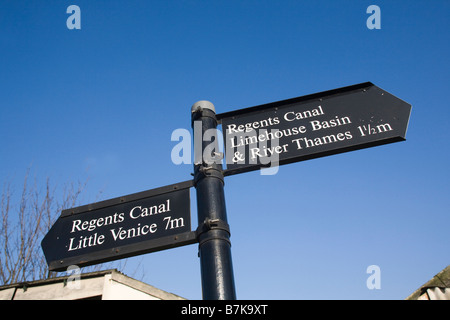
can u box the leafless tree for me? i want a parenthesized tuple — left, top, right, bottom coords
(0, 170, 90, 285)
(0, 170, 145, 287)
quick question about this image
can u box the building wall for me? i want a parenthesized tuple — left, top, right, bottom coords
(0, 269, 185, 300)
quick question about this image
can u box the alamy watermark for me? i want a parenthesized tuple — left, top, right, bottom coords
(171, 121, 281, 175)
(66, 5, 81, 30)
(366, 5, 381, 30)
(366, 265, 381, 290)
(66, 265, 81, 289)
(65, 5, 381, 31)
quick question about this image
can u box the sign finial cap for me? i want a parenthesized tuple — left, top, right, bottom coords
(191, 100, 215, 114)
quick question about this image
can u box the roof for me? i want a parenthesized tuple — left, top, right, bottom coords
(0, 269, 186, 300)
(406, 265, 450, 300)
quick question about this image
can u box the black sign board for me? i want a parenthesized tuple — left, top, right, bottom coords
(42, 181, 195, 271)
(218, 82, 411, 175)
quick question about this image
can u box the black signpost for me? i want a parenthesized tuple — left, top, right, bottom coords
(42, 81, 411, 300)
(191, 101, 236, 300)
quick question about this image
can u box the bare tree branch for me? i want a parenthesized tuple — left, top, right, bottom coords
(0, 169, 139, 286)
(0, 170, 90, 285)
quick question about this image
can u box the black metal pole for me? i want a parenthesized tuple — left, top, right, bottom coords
(191, 100, 236, 300)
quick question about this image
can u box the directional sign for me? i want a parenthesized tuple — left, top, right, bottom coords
(218, 82, 412, 175)
(42, 181, 195, 271)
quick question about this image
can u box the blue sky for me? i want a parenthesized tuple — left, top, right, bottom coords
(1, 1, 449, 299)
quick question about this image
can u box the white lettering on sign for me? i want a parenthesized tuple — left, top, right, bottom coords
(66, 198, 186, 253)
(283, 105, 324, 122)
(226, 117, 280, 134)
(71, 212, 125, 233)
(129, 199, 170, 219)
(223, 103, 396, 174)
(68, 233, 105, 251)
(110, 223, 157, 241)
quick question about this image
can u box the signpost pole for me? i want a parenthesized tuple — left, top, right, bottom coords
(191, 101, 236, 300)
